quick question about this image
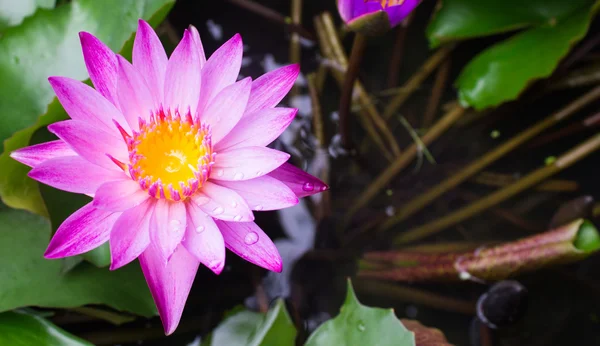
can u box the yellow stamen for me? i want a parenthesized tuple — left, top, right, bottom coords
(366, 0, 406, 8)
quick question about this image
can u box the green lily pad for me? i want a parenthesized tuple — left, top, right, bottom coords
(0, 310, 92, 346)
(0, 207, 157, 317)
(305, 279, 415, 346)
(426, 0, 598, 110)
(0, 0, 174, 216)
(210, 300, 297, 346)
(0, 0, 55, 32)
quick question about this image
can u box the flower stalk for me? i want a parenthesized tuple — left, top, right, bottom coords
(359, 219, 600, 282)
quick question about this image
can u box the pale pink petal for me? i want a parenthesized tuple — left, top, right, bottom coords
(48, 76, 128, 134)
(29, 156, 125, 195)
(215, 175, 298, 211)
(79, 32, 119, 106)
(164, 29, 201, 117)
(139, 244, 199, 335)
(191, 181, 253, 222)
(150, 200, 187, 262)
(189, 25, 206, 67)
(211, 146, 290, 181)
(133, 19, 168, 109)
(215, 108, 297, 151)
(10, 140, 75, 168)
(268, 162, 329, 198)
(244, 64, 300, 115)
(183, 201, 225, 274)
(44, 202, 120, 258)
(202, 77, 251, 144)
(109, 199, 154, 270)
(116, 55, 155, 131)
(215, 220, 282, 272)
(93, 179, 149, 212)
(196, 34, 243, 115)
(48, 120, 127, 170)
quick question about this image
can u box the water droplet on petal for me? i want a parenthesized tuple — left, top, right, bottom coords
(244, 231, 259, 245)
(234, 172, 244, 180)
(231, 201, 238, 208)
(217, 169, 224, 177)
(256, 171, 263, 176)
(302, 182, 315, 192)
(169, 220, 181, 232)
(213, 206, 224, 215)
(195, 226, 205, 233)
(255, 205, 264, 211)
(321, 185, 327, 191)
(233, 215, 242, 221)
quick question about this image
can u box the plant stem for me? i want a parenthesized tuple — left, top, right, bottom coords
(422, 58, 452, 128)
(339, 33, 368, 150)
(343, 104, 466, 230)
(383, 44, 455, 120)
(393, 134, 600, 245)
(527, 111, 600, 149)
(224, 0, 314, 40)
(380, 85, 600, 233)
(289, 0, 302, 97)
(471, 171, 579, 192)
(387, 15, 413, 88)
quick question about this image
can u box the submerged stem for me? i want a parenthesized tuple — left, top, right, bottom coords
(339, 33, 367, 150)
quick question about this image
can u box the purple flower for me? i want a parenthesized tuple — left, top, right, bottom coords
(337, 0, 421, 34)
(11, 20, 327, 335)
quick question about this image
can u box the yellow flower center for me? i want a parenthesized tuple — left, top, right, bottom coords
(127, 111, 213, 201)
(366, 0, 405, 8)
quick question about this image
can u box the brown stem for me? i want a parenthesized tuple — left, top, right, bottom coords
(387, 15, 413, 88)
(289, 0, 302, 97)
(471, 171, 579, 192)
(527, 111, 600, 149)
(422, 58, 452, 128)
(339, 33, 367, 150)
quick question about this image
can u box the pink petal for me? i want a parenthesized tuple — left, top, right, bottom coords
(10, 140, 75, 168)
(211, 146, 290, 181)
(202, 77, 251, 144)
(196, 34, 243, 115)
(116, 55, 155, 131)
(215, 175, 298, 211)
(48, 76, 128, 134)
(189, 25, 207, 67)
(164, 29, 201, 117)
(268, 162, 329, 198)
(109, 199, 154, 270)
(183, 201, 225, 274)
(150, 200, 187, 262)
(215, 107, 297, 151)
(139, 244, 199, 335)
(45, 202, 120, 258)
(215, 220, 282, 272)
(133, 19, 168, 109)
(93, 179, 149, 212)
(48, 120, 127, 170)
(244, 64, 300, 115)
(79, 32, 119, 107)
(29, 156, 125, 195)
(191, 181, 253, 222)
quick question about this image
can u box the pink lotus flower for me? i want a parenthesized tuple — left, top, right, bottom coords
(338, 0, 421, 34)
(11, 20, 327, 335)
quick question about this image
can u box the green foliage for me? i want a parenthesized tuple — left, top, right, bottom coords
(0, 0, 55, 31)
(574, 220, 600, 252)
(0, 207, 157, 317)
(0, 310, 92, 346)
(305, 279, 415, 346)
(427, 0, 599, 110)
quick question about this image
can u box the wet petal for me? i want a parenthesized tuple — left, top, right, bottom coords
(150, 200, 187, 262)
(133, 19, 168, 109)
(211, 147, 289, 181)
(183, 201, 225, 274)
(10, 140, 75, 168)
(139, 244, 199, 335)
(45, 202, 119, 258)
(164, 29, 201, 117)
(268, 162, 329, 198)
(109, 199, 154, 270)
(93, 179, 150, 212)
(29, 156, 125, 195)
(191, 181, 253, 222)
(215, 220, 282, 272)
(202, 77, 251, 144)
(244, 64, 299, 115)
(215, 175, 298, 211)
(79, 32, 119, 106)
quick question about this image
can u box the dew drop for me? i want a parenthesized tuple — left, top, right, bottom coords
(255, 205, 264, 211)
(302, 182, 315, 192)
(213, 206, 224, 215)
(234, 172, 245, 180)
(169, 220, 181, 232)
(233, 215, 242, 222)
(231, 201, 238, 208)
(357, 322, 366, 332)
(244, 231, 259, 245)
(321, 185, 327, 191)
(256, 171, 263, 176)
(217, 169, 224, 177)
(195, 225, 205, 233)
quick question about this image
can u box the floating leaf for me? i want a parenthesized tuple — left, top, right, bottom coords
(0, 0, 55, 31)
(210, 300, 297, 346)
(0, 207, 157, 317)
(305, 279, 415, 346)
(0, 0, 174, 216)
(0, 310, 92, 346)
